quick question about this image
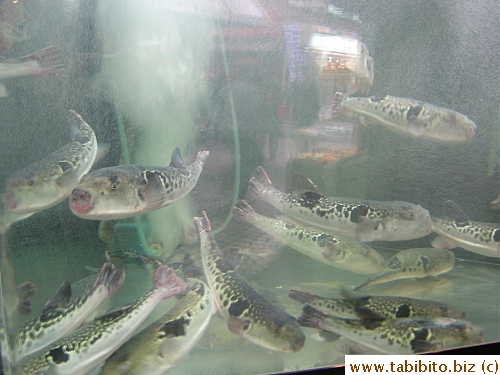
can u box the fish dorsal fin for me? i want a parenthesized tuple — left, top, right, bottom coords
(291, 173, 324, 196)
(139, 171, 166, 209)
(41, 281, 72, 313)
(169, 147, 188, 175)
(221, 247, 244, 270)
(354, 304, 387, 321)
(443, 200, 471, 226)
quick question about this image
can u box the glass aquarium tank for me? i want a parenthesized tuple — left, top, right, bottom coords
(0, 0, 498, 374)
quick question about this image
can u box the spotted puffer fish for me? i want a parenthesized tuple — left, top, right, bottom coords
(298, 305, 483, 354)
(354, 248, 455, 291)
(289, 288, 465, 320)
(100, 278, 214, 375)
(194, 211, 305, 353)
(69, 148, 209, 220)
(6, 110, 103, 215)
(248, 167, 433, 242)
(332, 92, 476, 142)
(232, 199, 384, 274)
(13, 266, 183, 375)
(0, 46, 63, 97)
(431, 200, 500, 258)
(12, 262, 125, 364)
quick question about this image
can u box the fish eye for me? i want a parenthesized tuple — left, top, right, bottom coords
(110, 184, 117, 191)
(28, 178, 35, 186)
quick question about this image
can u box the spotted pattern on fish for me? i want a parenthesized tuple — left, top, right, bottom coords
(13, 263, 125, 363)
(195, 213, 305, 353)
(100, 279, 213, 375)
(332, 92, 476, 142)
(289, 290, 465, 320)
(354, 248, 455, 291)
(432, 217, 500, 257)
(298, 305, 484, 354)
(248, 167, 432, 242)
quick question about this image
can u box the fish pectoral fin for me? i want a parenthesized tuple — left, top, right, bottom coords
(42, 281, 72, 313)
(354, 306, 386, 321)
(431, 236, 458, 250)
(411, 339, 437, 354)
(355, 221, 380, 242)
(139, 174, 166, 209)
(406, 118, 428, 136)
(227, 315, 250, 335)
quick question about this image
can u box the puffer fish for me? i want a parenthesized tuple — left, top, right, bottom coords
(232, 199, 384, 274)
(5, 110, 102, 215)
(100, 278, 214, 375)
(0, 46, 63, 97)
(69, 148, 209, 220)
(12, 262, 125, 364)
(247, 167, 433, 242)
(289, 287, 465, 320)
(332, 92, 476, 142)
(354, 248, 455, 291)
(298, 304, 484, 354)
(194, 211, 305, 353)
(13, 265, 184, 375)
(431, 200, 500, 258)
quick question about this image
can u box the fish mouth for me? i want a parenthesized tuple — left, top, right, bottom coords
(69, 188, 92, 214)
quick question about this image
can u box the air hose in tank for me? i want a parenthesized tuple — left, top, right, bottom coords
(115, 110, 157, 257)
(213, 20, 241, 236)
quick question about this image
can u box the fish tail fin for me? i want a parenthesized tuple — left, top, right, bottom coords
(22, 46, 64, 78)
(332, 92, 346, 116)
(196, 211, 212, 232)
(289, 289, 320, 305)
(247, 166, 272, 200)
(153, 265, 184, 299)
(232, 199, 254, 222)
(196, 150, 210, 165)
(95, 262, 126, 295)
(297, 304, 327, 329)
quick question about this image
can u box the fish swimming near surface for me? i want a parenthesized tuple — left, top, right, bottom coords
(0, 46, 64, 96)
(69, 148, 209, 220)
(194, 211, 306, 353)
(5, 110, 103, 215)
(12, 262, 125, 364)
(247, 167, 433, 242)
(332, 92, 476, 142)
(232, 199, 385, 274)
(13, 265, 184, 375)
(354, 248, 455, 291)
(289, 287, 465, 320)
(298, 304, 483, 354)
(431, 200, 500, 258)
(100, 278, 214, 375)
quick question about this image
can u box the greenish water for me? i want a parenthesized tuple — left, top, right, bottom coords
(6, 234, 498, 375)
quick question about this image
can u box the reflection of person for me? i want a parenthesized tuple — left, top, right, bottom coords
(211, 64, 277, 198)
